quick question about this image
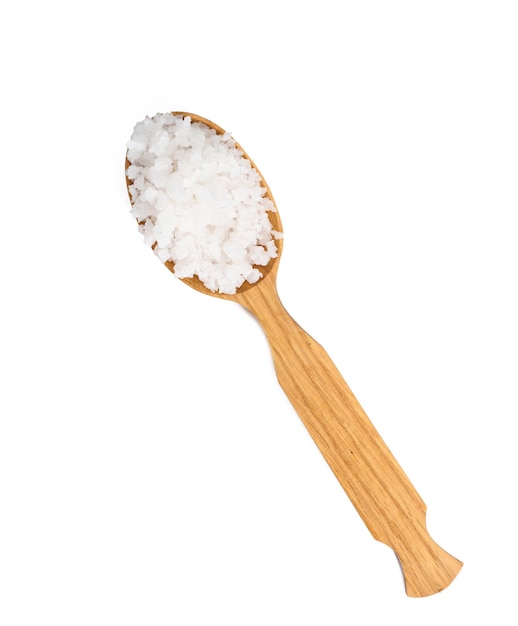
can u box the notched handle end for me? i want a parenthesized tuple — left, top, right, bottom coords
(391, 528, 463, 597)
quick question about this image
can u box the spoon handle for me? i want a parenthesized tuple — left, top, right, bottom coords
(238, 286, 462, 597)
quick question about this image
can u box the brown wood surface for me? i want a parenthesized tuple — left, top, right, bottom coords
(235, 268, 463, 597)
(126, 112, 463, 596)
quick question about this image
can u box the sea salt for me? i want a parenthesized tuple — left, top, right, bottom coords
(126, 112, 281, 295)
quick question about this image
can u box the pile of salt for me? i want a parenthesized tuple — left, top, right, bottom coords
(126, 113, 281, 295)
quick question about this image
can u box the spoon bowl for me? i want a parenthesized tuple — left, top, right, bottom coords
(126, 112, 283, 301)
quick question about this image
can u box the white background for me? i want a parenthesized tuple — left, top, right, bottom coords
(1, 1, 517, 624)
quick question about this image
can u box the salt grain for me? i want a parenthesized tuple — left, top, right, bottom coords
(126, 112, 282, 295)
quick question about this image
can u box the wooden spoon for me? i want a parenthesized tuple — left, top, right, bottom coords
(126, 112, 463, 597)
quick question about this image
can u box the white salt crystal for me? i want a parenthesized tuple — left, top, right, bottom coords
(126, 112, 281, 295)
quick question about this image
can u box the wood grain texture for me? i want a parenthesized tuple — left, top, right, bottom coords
(126, 112, 463, 596)
(235, 268, 463, 597)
